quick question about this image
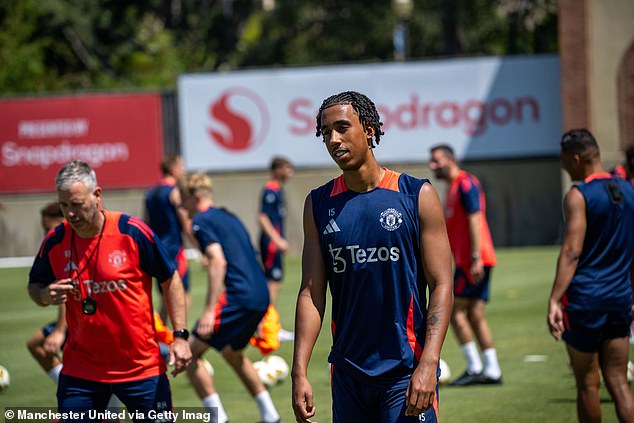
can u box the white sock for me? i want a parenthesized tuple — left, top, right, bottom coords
(461, 341, 483, 374)
(482, 348, 502, 379)
(202, 393, 228, 423)
(254, 390, 280, 423)
(47, 364, 62, 384)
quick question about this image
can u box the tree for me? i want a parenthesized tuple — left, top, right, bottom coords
(0, 0, 558, 95)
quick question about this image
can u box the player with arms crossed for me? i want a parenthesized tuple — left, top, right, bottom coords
(28, 160, 192, 422)
(548, 129, 634, 423)
(292, 91, 453, 423)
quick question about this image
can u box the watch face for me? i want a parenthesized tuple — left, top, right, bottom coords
(174, 329, 189, 340)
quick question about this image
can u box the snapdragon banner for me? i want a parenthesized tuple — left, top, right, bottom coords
(178, 55, 561, 171)
(0, 94, 163, 193)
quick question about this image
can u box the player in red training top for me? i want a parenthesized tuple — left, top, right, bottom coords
(548, 129, 634, 422)
(27, 201, 124, 420)
(429, 144, 503, 386)
(28, 160, 192, 422)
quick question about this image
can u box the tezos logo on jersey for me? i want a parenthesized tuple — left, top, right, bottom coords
(108, 250, 128, 268)
(207, 87, 269, 152)
(380, 208, 403, 231)
(328, 243, 401, 274)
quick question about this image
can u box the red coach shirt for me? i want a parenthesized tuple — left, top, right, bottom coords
(29, 210, 176, 382)
(445, 170, 496, 271)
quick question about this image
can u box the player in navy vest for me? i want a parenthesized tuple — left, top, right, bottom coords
(256, 156, 295, 346)
(182, 173, 280, 423)
(292, 91, 454, 423)
(547, 129, 634, 422)
(144, 155, 193, 323)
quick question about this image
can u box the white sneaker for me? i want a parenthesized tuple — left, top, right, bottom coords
(278, 328, 295, 342)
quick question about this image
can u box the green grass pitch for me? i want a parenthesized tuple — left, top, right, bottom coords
(1, 246, 632, 422)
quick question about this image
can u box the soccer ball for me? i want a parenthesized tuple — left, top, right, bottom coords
(201, 358, 214, 377)
(627, 360, 634, 383)
(253, 360, 277, 387)
(438, 359, 451, 385)
(0, 365, 10, 392)
(265, 355, 289, 382)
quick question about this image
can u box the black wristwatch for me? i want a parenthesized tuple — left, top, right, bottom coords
(173, 329, 190, 340)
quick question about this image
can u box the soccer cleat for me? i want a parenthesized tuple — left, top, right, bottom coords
(480, 374, 503, 385)
(447, 370, 485, 386)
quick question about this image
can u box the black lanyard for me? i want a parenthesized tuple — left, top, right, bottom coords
(69, 212, 105, 315)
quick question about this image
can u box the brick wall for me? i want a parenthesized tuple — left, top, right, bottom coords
(618, 41, 634, 149)
(559, 0, 591, 131)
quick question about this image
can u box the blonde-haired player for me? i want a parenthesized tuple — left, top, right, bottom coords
(183, 173, 280, 423)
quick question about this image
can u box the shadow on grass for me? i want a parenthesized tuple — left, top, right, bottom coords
(548, 398, 614, 404)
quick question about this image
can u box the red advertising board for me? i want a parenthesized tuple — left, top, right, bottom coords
(0, 93, 164, 193)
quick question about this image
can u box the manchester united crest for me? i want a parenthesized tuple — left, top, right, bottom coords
(380, 208, 403, 231)
(108, 250, 128, 268)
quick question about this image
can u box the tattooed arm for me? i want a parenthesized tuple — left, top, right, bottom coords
(405, 182, 454, 417)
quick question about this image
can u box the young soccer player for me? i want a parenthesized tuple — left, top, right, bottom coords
(292, 91, 453, 422)
(182, 173, 280, 423)
(428, 144, 503, 386)
(27, 202, 67, 384)
(548, 129, 634, 422)
(145, 155, 194, 322)
(257, 156, 295, 343)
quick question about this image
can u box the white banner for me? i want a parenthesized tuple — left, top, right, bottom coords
(178, 55, 561, 171)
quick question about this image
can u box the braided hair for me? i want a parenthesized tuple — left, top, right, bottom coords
(315, 91, 384, 148)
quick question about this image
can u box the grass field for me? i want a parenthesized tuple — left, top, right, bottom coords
(1, 246, 632, 422)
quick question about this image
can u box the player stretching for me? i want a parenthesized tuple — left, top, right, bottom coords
(183, 173, 280, 423)
(27, 202, 67, 385)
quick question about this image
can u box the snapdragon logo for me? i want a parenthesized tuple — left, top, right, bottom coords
(288, 94, 540, 137)
(328, 243, 401, 274)
(207, 88, 269, 152)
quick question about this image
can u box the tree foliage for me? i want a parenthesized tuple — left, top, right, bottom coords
(0, 0, 558, 95)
